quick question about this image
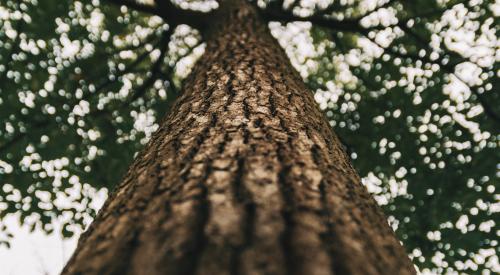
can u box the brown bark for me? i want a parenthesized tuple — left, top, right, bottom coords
(62, 1, 416, 274)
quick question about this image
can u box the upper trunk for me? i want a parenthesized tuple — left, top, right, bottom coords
(62, 1, 416, 274)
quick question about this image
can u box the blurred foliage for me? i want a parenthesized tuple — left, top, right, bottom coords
(0, 0, 498, 274)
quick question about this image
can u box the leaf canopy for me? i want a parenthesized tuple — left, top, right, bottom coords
(0, 0, 498, 273)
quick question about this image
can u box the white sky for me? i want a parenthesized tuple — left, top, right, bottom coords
(0, 214, 79, 275)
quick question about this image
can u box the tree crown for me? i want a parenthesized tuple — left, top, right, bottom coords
(0, 0, 498, 273)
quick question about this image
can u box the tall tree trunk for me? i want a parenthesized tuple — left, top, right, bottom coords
(63, 1, 416, 274)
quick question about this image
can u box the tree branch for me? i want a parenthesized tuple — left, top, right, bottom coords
(320, 0, 396, 19)
(104, 0, 215, 31)
(82, 37, 163, 102)
(452, 76, 500, 124)
(260, 1, 399, 32)
(104, 0, 160, 15)
(260, 7, 363, 32)
(0, 120, 50, 156)
(331, 27, 500, 128)
(127, 29, 202, 104)
(106, 31, 160, 56)
(0, 33, 166, 156)
(154, 0, 215, 31)
(360, 0, 397, 18)
(126, 29, 173, 104)
(299, 0, 498, 125)
(260, 0, 467, 33)
(1, 1, 207, 156)
(356, 29, 500, 125)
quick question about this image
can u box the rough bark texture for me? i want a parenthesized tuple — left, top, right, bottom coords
(63, 1, 416, 274)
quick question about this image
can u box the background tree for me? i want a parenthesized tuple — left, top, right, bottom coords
(0, 0, 498, 274)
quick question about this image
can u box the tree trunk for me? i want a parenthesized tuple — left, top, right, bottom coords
(62, 1, 416, 274)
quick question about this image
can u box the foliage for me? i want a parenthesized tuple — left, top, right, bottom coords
(0, 0, 498, 273)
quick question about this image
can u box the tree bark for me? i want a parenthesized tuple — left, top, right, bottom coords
(62, 1, 416, 274)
